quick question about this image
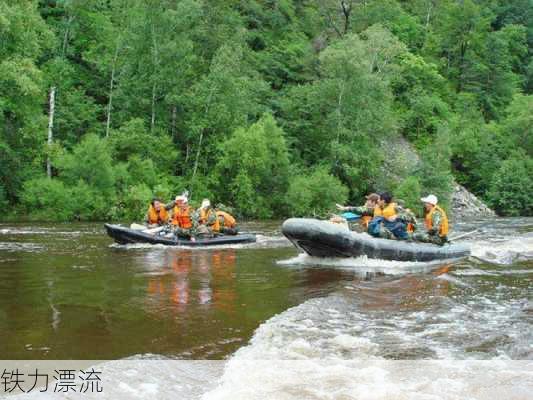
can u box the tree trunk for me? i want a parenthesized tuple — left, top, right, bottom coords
(105, 43, 120, 138)
(151, 23, 159, 134)
(334, 82, 345, 167)
(341, 1, 352, 35)
(171, 105, 177, 140)
(458, 41, 468, 92)
(425, 1, 434, 28)
(191, 130, 204, 182)
(151, 82, 157, 133)
(62, 15, 74, 57)
(191, 87, 216, 186)
(184, 142, 190, 166)
(47, 86, 56, 179)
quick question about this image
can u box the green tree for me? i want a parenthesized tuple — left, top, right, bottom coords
(394, 176, 423, 215)
(0, 0, 54, 202)
(187, 37, 269, 180)
(109, 118, 177, 174)
(56, 134, 115, 196)
(351, 0, 425, 50)
(425, 0, 493, 93)
(416, 127, 454, 209)
(21, 177, 75, 221)
(498, 94, 533, 156)
(280, 25, 405, 199)
(392, 53, 450, 144)
(425, 1, 527, 118)
(488, 154, 533, 216)
(2, 0, 533, 220)
(213, 114, 290, 218)
(286, 166, 349, 217)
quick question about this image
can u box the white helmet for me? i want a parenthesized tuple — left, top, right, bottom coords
(420, 194, 438, 205)
(175, 195, 188, 204)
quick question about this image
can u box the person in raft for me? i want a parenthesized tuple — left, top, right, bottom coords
(395, 199, 418, 234)
(367, 192, 409, 240)
(215, 204, 239, 235)
(336, 193, 380, 231)
(193, 199, 220, 238)
(171, 195, 196, 239)
(411, 194, 449, 245)
(145, 198, 170, 227)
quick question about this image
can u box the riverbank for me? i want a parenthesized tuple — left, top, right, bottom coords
(0, 184, 502, 224)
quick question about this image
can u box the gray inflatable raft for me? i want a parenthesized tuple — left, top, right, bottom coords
(282, 218, 470, 262)
(105, 224, 256, 246)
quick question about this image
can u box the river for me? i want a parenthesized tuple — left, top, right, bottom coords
(0, 218, 531, 398)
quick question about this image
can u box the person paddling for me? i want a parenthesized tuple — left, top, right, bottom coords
(412, 194, 449, 245)
(336, 193, 380, 230)
(368, 192, 408, 240)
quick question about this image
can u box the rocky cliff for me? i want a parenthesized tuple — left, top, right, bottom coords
(452, 184, 496, 218)
(378, 136, 496, 217)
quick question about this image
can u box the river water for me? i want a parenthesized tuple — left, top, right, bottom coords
(0, 218, 532, 398)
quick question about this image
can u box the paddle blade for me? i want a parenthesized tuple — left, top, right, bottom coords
(341, 212, 361, 221)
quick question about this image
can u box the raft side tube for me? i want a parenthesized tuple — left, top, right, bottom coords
(282, 218, 470, 262)
(104, 224, 256, 246)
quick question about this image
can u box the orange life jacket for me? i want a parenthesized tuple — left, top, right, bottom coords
(373, 202, 397, 219)
(172, 205, 193, 229)
(361, 215, 372, 229)
(425, 205, 449, 237)
(216, 211, 236, 228)
(147, 205, 169, 225)
(199, 208, 221, 232)
(216, 210, 237, 228)
(407, 223, 415, 233)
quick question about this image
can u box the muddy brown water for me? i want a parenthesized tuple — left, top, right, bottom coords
(0, 219, 531, 360)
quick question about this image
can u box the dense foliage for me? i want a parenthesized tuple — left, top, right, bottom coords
(1, 0, 532, 220)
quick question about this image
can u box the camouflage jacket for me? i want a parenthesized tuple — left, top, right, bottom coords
(397, 206, 418, 226)
(344, 205, 375, 216)
(192, 207, 217, 227)
(428, 209, 443, 236)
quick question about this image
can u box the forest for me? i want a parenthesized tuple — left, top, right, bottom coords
(1, 0, 532, 221)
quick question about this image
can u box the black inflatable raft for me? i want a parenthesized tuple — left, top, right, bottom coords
(282, 218, 470, 262)
(105, 224, 256, 246)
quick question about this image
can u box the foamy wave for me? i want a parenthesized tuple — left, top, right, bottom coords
(277, 253, 453, 275)
(0, 242, 45, 252)
(221, 270, 530, 360)
(204, 360, 532, 400)
(0, 227, 90, 236)
(452, 268, 533, 276)
(8, 359, 531, 399)
(109, 235, 290, 251)
(471, 234, 533, 265)
(203, 286, 532, 399)
(110, 242, 168, 250)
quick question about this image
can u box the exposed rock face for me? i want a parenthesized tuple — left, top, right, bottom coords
(452, 184, 496, 218)
(378, 136, 496, 217)
(375, 136, 420, 191)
